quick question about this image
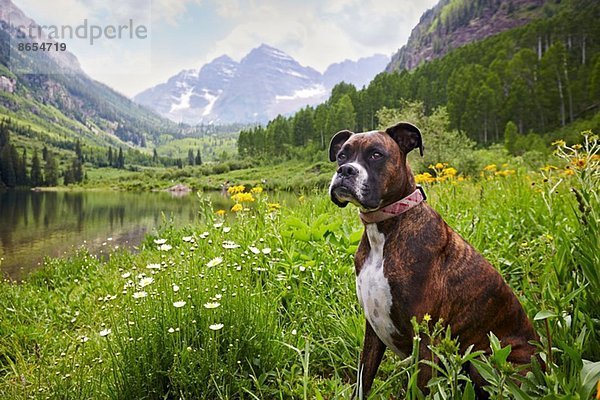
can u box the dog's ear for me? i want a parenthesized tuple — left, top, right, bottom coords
(328, 130, 353, 162)
(385, 122, 424, 157)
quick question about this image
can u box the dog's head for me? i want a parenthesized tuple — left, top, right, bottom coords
(328, 122, 423, 211)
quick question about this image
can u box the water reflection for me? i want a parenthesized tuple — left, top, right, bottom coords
(0, 190, 241, 280)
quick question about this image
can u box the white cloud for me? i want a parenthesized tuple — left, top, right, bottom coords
(12, 0, 439, 97)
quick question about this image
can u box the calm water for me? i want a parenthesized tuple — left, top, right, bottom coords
(0, 190, 238, 280)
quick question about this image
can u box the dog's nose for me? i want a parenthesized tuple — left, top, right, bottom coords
(337, 164, 358, 177)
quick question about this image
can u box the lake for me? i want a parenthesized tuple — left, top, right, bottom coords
(0, 190, 277, 280)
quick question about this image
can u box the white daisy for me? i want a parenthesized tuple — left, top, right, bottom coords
(206, 257, 223, 268)
(209, 323, 224, 331)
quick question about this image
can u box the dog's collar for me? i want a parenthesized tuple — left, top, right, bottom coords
(359, 186, 426, 225)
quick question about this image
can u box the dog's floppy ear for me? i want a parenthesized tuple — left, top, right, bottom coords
(385, 122, 424, 157)
(328, 130, 353, 162)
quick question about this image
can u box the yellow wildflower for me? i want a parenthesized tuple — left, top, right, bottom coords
(435, 162, 445, 170)
(231, 192, 255, 203)
(250, 186, 263, 194)
(442, 167, 457, 177)
(572, 144, 583, 150)
(227, 185, 246, 195)
(215, 209, 226, 216)
(231, 204, 243, 212)
(562, 169, 575, 176)
(414, 172, 435, 184)
(551, 139, 566, 147)
(483, 164, 497, 172)
(540, 165, 558, 172)
(495, 169, 516, 177)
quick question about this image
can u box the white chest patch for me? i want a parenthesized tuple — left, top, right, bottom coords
(356, 224, 404, 357)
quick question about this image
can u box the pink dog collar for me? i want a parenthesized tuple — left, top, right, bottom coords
(359, 186, 426, 224)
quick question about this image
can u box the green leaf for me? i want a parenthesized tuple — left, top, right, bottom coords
(470, 359, 498, 385)
(493, 344, 512, 365)
(462, 382, 476, 400)
(534, 310, 557, 321)
(489, 332, 501, 351)
(505, 380, 533, 400)
(349, 229, 363, 244)
(580, 360, 600, 399)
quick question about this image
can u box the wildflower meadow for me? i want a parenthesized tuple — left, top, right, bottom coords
(0, 133, 599, 399)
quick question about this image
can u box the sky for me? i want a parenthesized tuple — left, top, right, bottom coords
(14, 0, 439, 98)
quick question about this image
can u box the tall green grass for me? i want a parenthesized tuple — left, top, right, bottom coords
(0, 133, 598, 399)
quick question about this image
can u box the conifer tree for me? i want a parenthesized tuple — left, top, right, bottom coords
(0, 144, 16, 187)
(44, 152, 59, 186)
(30, 149, 43, 186)
(188, 149, 195, 166)
(117, 148, 124, 169)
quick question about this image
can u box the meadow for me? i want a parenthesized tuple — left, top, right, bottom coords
(0, 134, 598, 399)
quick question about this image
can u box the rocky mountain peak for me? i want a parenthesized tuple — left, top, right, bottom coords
(386, 0, 546, 72)
(134, 45, 388, 124)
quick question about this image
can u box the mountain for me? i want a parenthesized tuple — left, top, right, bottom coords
(134, 45, 388, 124)
(386, 0, 548, 72)
(0, 0, 180, 154)
(323, 54, 389, 88)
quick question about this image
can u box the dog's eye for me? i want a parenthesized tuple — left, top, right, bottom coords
(370, 152, 383, 160)
(337, 153, 347, 162)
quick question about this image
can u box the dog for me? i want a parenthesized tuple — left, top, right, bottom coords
(328, 122, 538, 398)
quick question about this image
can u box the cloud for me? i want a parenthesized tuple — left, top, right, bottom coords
(152, 0, 204, 25)
(12, 0, 439, 97)
(199, 0, 438, 72)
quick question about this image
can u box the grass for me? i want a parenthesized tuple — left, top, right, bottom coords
(0, 134, 599, 399)
(80, 160, 334, 192)
(155, 135, 238, 162)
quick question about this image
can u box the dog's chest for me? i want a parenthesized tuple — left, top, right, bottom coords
(356, 224, 404, 357)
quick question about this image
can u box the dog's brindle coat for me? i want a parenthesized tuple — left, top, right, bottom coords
(328, 123, 538, 397)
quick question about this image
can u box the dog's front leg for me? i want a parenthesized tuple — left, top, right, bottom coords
(356, 320, 386, 399)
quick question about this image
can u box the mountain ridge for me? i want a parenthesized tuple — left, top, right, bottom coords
(134, 45, 389, 124)
(386, 0, 548, 72)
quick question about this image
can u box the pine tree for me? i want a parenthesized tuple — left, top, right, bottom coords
(117, 148, 124, 169)
(187, 149, 195, 166)
(195, 150, 202, 165)
(72, 158, 84, 183)
(16, 148, 28, 186)
(44, 152, 59, 186)
(30, 149, 43, 186)
(108, 147, 113, 167)
(0, 119, 9, 149)
(0, 144, 16, 187)
(153, 148, 158, 164)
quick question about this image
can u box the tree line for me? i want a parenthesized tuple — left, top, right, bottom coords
(238, 0, 600, 159)
(0, 117, 212, 188)
(0, 120, 61, 188)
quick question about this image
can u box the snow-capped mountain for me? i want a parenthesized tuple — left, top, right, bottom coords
(134, 44, 388, 124)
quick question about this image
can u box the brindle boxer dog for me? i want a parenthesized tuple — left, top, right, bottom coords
(328, 122, 538, 398)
